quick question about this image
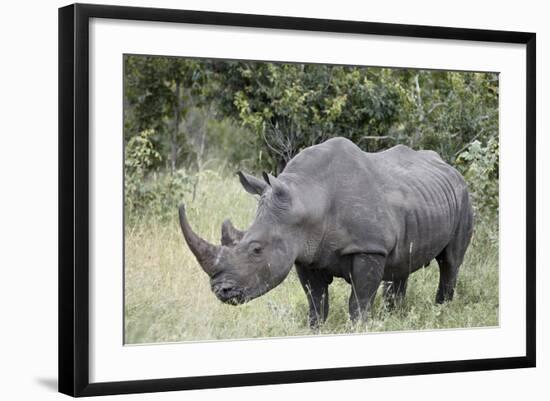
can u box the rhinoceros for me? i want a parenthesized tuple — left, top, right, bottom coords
(178, 137, 474, 327)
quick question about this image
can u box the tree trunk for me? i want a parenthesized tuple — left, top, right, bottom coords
(170, 81, 181, 174)
(192, 108, 209, 201)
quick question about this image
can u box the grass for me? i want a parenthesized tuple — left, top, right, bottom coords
(124, 170, 499, 344)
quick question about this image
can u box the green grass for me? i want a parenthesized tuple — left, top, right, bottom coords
(124, 171, 499, 344)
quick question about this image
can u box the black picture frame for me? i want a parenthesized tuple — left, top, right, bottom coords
(58, 3, 536, 397)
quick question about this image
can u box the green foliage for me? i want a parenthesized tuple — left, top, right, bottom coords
(388, 71, 499, 164)
(124, 128, 198, 222)
(203, 117, 263, 171)
(124, 55, 213, 172)
(456, 137, 499, 241)
(215, 62, 401, 171)
(131, 170, 196, 223)
(124, 129, 162, 215)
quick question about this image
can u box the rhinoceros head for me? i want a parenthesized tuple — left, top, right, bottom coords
(178, 171, 301, 305)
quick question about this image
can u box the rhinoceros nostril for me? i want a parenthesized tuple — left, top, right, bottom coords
(213, 282, 235, 295)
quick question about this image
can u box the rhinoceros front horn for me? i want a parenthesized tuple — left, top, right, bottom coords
(178, 204, 221, 277)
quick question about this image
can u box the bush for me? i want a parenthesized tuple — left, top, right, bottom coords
(125, 129, 197, 222)
(125, 129, 162, 215)
(456, 137, 499, 242)
(133, 170, 196, 222)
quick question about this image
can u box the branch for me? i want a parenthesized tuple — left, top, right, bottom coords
(427, 102, 446, 115)
(361, 135, 396, 141)
(414, 74, 423, 108)
(453, 131, 483, 158)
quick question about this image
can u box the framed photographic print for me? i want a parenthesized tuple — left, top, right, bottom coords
(58, 3, 536, 397)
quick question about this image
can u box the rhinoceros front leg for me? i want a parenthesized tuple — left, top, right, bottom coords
(382, 276, 409, 309)
(348, 253, 385, 322)
(296, 264, 332, 329)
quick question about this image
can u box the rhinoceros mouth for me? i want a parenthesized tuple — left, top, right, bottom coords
(211, 281, 247, 305)
(211, 281, 271, 305)
(215, 290, 248, 305)
(220, 294, 248, 305)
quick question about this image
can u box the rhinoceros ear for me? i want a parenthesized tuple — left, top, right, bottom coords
(262, 171, 270, 185)
(264, 173, 291, 203)
(237, 171, 268, 195)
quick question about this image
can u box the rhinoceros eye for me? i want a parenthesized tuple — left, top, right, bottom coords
(248, 242, 263, 256)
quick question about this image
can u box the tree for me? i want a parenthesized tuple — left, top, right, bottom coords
(122, 55, 500, 223)
(124, 56, 209, 173)
(212, 61, 401, 172)
(388, 70, 499, 163)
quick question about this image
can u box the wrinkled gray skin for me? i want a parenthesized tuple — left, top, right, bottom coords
(179, 137, 474, 327)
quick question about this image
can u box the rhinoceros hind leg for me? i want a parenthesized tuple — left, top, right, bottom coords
(435, 205, 473, 304)
(435, 252, 458, 304)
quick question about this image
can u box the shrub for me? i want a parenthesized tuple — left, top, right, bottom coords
(456, 137, 499, 242)
(125, 129, 162, 216)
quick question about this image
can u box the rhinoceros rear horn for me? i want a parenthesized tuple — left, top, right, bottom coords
(221, 219, 245, 247)
(178, 204, 221, 277)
